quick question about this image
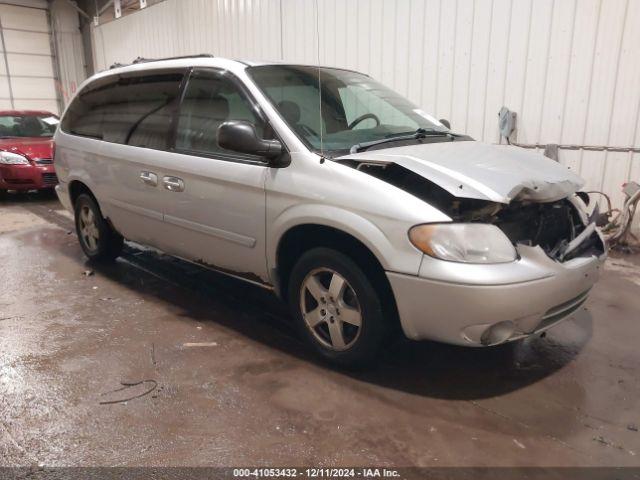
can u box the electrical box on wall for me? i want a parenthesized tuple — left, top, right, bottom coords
(498, 107, 517, 142)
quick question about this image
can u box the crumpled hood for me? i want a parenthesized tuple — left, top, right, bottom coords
(340, 141, 584, 203)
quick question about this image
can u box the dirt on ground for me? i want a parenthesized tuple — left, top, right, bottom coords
(1, 192, 639, 467)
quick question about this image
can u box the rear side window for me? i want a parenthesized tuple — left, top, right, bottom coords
(61, 71, 183, 150)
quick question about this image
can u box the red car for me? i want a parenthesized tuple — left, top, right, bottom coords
(0, 110, 58, 197)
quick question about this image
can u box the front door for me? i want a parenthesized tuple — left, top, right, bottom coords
(158, 68, 269, 282)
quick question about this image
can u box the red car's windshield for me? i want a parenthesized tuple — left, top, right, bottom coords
(0, 114, 59, 139)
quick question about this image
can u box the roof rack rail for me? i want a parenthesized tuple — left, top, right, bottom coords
(108, 54, 214, 70)
(132, 54, 214, 64)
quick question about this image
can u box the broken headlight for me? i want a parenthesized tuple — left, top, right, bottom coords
(409, 223, 517, 263)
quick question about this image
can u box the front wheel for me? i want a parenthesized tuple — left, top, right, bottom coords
(288, 247, 391, 368)
(74, 193, 123, 262)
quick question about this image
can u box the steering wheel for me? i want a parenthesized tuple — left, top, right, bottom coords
(348, 113, 380, 129)
(298, 123, 319, 138)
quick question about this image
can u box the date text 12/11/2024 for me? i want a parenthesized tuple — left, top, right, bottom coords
(233, 468, 401, 478)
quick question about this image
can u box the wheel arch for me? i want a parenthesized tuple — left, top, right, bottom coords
(274, 222, 400, 331)
(271, 204, 402, 323)
(67, 179, 116, 233)
(68, 179, 96, 207)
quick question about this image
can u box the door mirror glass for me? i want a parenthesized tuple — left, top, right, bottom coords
(217, 121, 283, 159)
(439, 118, 451, 129)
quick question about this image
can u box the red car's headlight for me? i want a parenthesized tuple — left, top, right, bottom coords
(0, 151, 30, 165)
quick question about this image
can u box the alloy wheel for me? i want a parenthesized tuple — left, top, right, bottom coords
(78, 205, 100, 252)
(300, 268, 362, 351)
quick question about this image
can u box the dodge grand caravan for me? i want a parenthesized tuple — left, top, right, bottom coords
(54, 55, 606, 366)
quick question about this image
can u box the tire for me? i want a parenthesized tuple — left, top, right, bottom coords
(0, 189, 6, 200)
(74, 193, 123, 262)
(288, 247, 391, 368)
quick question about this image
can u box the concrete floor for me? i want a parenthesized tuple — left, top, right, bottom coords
(1, 192, 639, 468)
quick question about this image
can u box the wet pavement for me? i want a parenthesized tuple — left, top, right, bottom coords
(1, 192, 639, 467)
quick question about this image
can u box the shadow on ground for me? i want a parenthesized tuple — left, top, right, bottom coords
(22, 198, 592, 402)
(0, 189, 58, 203)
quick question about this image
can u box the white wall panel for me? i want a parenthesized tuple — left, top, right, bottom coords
(50, 0, 86, 107)
(13, 98, 57, 112)
(3, 30, 50, 54)
(6, 52, 52, 76)
(0, 2, 60, 113)
(91, 0, 640, 230)
(10, 75, 56, 99)
(0, 74, 9, 97)
(0, 3, 48, 31)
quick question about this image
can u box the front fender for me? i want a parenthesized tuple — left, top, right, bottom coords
(267, 203, 424, 277)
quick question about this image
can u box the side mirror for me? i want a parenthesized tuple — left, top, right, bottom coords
(217, 120, 284, 161)
(439, 118, 451, 129)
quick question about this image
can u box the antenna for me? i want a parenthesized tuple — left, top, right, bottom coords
(315, 0, 324, 160)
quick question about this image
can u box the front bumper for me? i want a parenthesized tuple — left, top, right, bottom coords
(387, 244, 605, 346)
(0, 163, 57, 191)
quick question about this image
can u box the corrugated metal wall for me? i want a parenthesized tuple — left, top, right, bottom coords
(0, 0, 59, 113)
(0, 0, 85, 114)
(50, 0, 86, 109)
(92, 0, 640, 226)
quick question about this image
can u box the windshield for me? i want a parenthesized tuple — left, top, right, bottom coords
(0, 114, 59, 138)
(247, 65, 447, 156)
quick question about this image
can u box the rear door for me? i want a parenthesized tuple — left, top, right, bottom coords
(63, 70, 186, 249)
(158, 68, 270, 281)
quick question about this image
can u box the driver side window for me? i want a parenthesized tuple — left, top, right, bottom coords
(175, 72, 264, 156)
(338, 84, 417, 129)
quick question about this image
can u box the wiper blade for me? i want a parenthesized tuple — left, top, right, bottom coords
(349, 128, 456, 154)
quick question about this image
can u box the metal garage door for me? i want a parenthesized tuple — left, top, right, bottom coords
(0, 1, 60, 115)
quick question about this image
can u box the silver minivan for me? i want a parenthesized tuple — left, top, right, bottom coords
(54, 55, 606, 366)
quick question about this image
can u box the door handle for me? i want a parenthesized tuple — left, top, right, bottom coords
(163, 176, 185, 192)
(140, 171, 158, 186)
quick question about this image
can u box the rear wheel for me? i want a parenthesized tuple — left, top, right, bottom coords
(0, 189, 6, 200)
(74, 193, 123, 262)
(288, 247, 390, 368)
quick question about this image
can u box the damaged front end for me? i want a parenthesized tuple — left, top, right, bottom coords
(447, 197, 604, 262)
(341, 160, 605, 262)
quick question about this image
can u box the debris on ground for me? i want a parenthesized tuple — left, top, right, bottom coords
(99, 380, 158, 405)
(83, 270, 94, 277)
(593, 435, 624, 451)
(512, 439, 526, 449)
(593, 436, 612, 446)
(628, 424, 638, 432)
(183, 342, 218, 347)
